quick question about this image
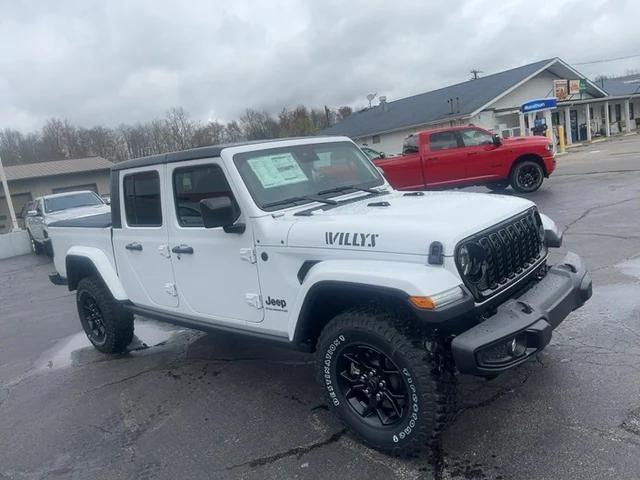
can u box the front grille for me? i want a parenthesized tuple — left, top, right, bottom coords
(457, 208, 546, 301)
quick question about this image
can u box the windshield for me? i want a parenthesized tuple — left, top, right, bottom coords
(233, 141, 385, 210)
(44, 192, 104, 213)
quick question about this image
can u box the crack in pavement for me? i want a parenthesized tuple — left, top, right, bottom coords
(563, 197, 638, 233)
(187, 356, 314, 366)
(455, 367, 534, 420)
(561, 420, 640, 449)
(564, 232, 640, 240)
(555, 168, 640, 177)
(86, 366, 170, 393)
(220, 429, 347, 471)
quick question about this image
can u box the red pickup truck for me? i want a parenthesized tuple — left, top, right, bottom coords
(373, 126, 556, 193)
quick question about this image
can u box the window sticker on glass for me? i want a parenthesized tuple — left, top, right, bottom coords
(248, 153, 308, 189)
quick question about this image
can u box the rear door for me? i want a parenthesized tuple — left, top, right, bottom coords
(422, 131, 466, 186)
(458, 128, 502, 181)
(165, 158, 264, 324)
(112, 166, 178, 309)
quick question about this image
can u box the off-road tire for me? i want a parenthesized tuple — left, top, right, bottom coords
(510, 160, 544, 193)
(315, 305, 456, 456)
(76, 276, 134, 354)
(28, 232, 44, 255)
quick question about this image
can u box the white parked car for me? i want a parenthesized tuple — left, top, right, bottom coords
(25, 191, 110, 255)
(48, 137, 591, 455)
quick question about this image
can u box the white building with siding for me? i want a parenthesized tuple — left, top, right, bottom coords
(322, 58, 640, 155)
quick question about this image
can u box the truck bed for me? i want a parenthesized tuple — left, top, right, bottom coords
(48, 212, 115, 281)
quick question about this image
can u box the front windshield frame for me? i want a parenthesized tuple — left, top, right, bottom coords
(44, 192, 104, 213)
(233, 141, 385, 212)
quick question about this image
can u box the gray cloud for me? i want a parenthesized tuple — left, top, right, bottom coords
(1, 0, 638, 131)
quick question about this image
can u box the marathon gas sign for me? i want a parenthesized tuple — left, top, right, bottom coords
(521, 98, 557, 113)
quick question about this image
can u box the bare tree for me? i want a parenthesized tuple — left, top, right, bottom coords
(165, 107, 195, 151)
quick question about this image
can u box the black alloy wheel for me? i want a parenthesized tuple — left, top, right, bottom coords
(336, 344, 409, 427)
(511, 160, 544, 193)
(79, 291, 107, 346)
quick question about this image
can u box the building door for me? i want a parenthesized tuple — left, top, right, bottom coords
(570, 110, 578, 142)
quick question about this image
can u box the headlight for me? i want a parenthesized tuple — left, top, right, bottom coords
(457, 242, 485, 282)
(546, 143, 553, 151)
(537, 223, 545, 243)
(459, 245, 471, 276)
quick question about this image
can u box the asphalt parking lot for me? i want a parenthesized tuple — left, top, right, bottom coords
(1, 135, 639, 480)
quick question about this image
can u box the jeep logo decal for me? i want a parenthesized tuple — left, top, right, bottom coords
(265, 296, 287, 311)
(325, 232, 379, 248)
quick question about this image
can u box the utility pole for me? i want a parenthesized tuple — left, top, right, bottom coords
(0, 153, 19, 231)
(470, 69, 482, 80)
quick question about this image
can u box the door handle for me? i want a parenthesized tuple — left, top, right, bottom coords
(125, 242, 143, 251)
(172, 245, 194, 255)
(467, 152, 479, 156)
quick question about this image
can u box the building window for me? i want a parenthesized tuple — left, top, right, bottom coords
(123, 170, 162, 227)
(173, 164, 234, 227)
(615, 104, 622, 122)
(372, 135, 381, 144)
(552, 112, 560, 125)
(589, 107, 594, 119)
(630, 102, 635, 120)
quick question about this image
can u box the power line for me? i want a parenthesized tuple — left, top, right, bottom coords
(573, 53, 640, 65)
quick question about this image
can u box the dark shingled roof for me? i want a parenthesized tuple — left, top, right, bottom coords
(600, 74, 640, 96)
(322, 58, 554, 138)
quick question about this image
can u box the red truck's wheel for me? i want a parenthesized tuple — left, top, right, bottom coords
(510, 160, 544, 193)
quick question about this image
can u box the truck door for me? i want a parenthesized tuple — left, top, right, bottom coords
(458, 128, 502, 181)
(373, 153, 423, 190)
(165, 158, 264, 325)
(422, 131, 466, 186)
(112, 166, 178, 309)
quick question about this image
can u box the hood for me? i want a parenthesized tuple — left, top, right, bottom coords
(502, 136, 550, 147)
(286, 191, 534, 256)
(45, 204, 110, 224)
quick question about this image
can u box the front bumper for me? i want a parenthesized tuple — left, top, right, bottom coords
(451, 252, 592, 376)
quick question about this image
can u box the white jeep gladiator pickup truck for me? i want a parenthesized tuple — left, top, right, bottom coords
(48, 136, 592, 455)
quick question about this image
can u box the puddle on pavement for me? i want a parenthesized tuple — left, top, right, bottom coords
(36, 318, 182, 370)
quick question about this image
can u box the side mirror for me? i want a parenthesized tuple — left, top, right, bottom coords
(103, 198, 111, 205)
(27, 210, 38, 217)
(492, 134, 502, 147)
(379, 152, 386, 158)
(199, 196, 244, 233)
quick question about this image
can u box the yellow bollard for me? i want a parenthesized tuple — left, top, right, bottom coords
(557, 125, 566, 153)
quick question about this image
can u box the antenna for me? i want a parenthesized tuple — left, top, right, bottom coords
(470, 69, 482, 80)
(366, 93, 377, 108)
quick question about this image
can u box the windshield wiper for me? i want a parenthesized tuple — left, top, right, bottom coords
(262, 195, 338, 209)
(317, 185, 385, 196)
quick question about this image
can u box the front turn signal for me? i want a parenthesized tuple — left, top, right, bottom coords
(409, 296, 436, 310)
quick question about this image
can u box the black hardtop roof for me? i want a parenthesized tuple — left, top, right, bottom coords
(111, 136, 337, 171)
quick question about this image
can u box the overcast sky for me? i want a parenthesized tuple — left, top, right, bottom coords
(1, 0, 639, 131)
